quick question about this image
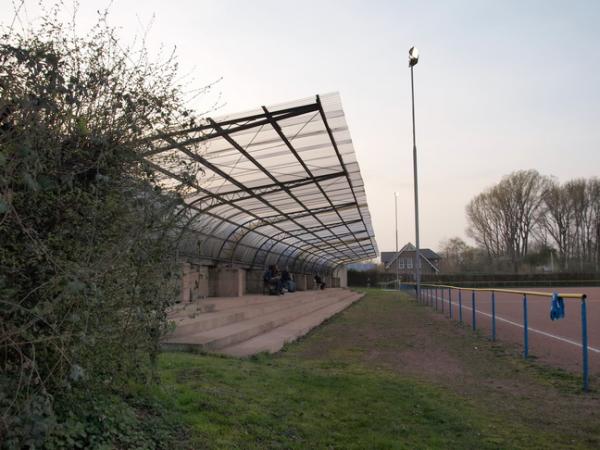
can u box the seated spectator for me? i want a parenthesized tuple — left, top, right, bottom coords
(314, 274, 326, 290)
(264, 265, 283, 295)
(281, 268, 295, 292)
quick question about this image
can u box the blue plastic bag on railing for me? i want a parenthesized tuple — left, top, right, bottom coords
(550, 292, 565, 321)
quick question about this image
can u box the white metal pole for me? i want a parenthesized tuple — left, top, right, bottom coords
(410, 65, 421, 301)
(395, 193, 399, 290)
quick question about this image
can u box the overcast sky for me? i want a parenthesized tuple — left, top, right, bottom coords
(5, 0, 600, 258)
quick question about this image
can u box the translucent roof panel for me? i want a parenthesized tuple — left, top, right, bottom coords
(144, 92, 378, 274)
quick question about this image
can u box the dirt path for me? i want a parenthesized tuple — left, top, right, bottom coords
(283, 289, 600, 448)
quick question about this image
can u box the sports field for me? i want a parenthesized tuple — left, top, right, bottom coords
(154, 288, 600, 448)
(425, 286, 599, 375)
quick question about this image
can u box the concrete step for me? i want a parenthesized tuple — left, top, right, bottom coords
(164, 290, 357, 351)
(168, 293, 327, 337)
(167, 295, 282, 317)
(162, 289, 358, 352)
(219, 291, 364, 357)
(167, 289, 331, 317)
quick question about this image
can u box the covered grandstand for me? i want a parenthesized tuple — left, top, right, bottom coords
(144, 92, 378, 298)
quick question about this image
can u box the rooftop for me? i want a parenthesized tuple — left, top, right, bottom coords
(144, 93, 378, 274)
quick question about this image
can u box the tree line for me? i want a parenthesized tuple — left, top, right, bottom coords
(459, 170, 600, 273)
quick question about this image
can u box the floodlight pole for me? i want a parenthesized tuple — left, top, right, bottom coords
(410, 59, 421, 301)
(394, 192, 399, 290)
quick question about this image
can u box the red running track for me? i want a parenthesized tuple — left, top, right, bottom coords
(423, 286, 600, 375)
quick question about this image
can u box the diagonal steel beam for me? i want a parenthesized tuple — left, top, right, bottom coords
(261, 103, 368, 259)
(207, 118, 363, 262)
(142, 103, 320, 156)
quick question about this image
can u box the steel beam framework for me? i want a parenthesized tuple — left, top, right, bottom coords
(144, 93, 377, 274)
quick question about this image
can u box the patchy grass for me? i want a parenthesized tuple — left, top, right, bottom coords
(154, 353, 539, 449)
(153, 289, 600, 449)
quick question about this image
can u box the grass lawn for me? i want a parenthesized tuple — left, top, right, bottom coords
(151, 289, 600, 449)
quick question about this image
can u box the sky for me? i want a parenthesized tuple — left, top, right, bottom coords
(4, 0, 600, 259)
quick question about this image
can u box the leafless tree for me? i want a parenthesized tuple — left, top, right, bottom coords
(540, 178, 571, 269)
(589, 178, 600, 271)
(466, 191, 503, 257)
(541, 177, 600, 271)
(438, 237, 485, 273)
(466, 170, 549, 271)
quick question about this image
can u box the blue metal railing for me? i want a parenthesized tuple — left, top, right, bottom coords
(404, 282, 590, 391)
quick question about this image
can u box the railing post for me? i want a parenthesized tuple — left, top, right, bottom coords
(458, 290, 463, 323)
(441, 288, 445, 314)
(449, 288, 453, 320)
(491, 291, 496, 341)
(581, 296, 589, 392)
(471, 290, 476, 331)
(523, 294, 528, 359)
(435, 287, 438, 311)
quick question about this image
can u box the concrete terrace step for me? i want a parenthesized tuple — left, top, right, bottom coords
(162, 289, 359, 353)
(219, 291, 364, 357)
(167, 289, 331, 317)
(163, 291, 356, 351)
(168, 293, 328, 337)
(167, 294, 284, 317)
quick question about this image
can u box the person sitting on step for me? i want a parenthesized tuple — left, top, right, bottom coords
(314, 274, 326, 290)
(281, 268, 295, 292)
(264, 265, 283, 295)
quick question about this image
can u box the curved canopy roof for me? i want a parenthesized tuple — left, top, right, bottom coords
(144, 92, 378, 274)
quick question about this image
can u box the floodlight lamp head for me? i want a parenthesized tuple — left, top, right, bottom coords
(408, 46, 419, 67)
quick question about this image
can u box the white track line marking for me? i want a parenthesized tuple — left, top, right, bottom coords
(429, 296, 600, 354)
